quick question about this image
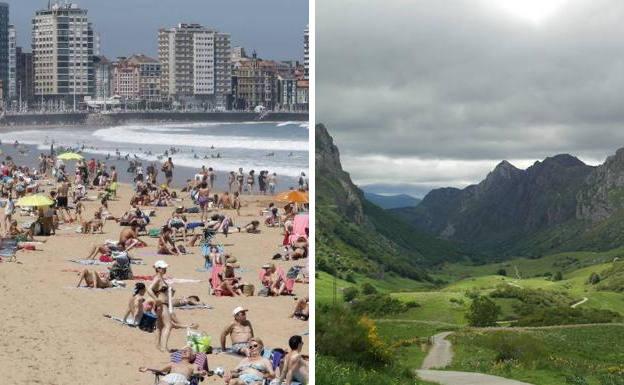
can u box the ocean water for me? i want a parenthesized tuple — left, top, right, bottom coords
(1, 121, 309, 178)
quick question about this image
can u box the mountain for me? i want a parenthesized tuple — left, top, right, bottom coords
(363, 192, 421, 209)
(393, 154, 597, 254)
(315, 124, 467, 281)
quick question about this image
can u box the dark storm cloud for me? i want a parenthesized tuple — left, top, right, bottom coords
(317, 0, 624, 192)
(7, 0, 307, 59)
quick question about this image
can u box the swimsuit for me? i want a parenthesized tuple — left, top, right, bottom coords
(161, 373, 190, 385)
(239, 373, 264, 385)
(231, 342, 249, 354)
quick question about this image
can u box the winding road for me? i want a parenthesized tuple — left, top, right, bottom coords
(415, 332, 535, 385)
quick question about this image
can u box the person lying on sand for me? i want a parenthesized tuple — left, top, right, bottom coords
(278, 336, 309, 385)
(241, 220, 260, 234)
(76, 268, 125, 289)
(173, 295, 204, 307)
(83, 223, 145, 259)
(224, 338, 274, 385)
(221, 307, 255, 356)
(139, 347, 207, 385)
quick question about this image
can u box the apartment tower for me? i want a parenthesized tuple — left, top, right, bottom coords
(159, 23, 231, 108)
(32, 2, 95, 106)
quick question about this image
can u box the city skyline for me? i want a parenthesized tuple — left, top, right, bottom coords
(6, 0, 308, 61)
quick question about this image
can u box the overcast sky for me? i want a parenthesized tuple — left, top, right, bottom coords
(7, 0, 307, 60)
(317, 0, 624, 198)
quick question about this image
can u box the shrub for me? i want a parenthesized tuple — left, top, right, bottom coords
(554, 271, 564, 281)
(466, 296, 501, 327)
(351, 294, 419, 316)
(316, 305, 393, 367)
(345, 271, 356, 283)
(588, 272, 601, 285)
(515, 306, 620, 327)
(361, 282, 378, 295)
(497, 268, 507, 276)
(343, 287, 359, 302)
(482, 333, 545, 363)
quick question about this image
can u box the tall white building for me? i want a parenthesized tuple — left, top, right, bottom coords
(32, 2, 95, 105)
(304, 24, 309, 80)
(159, 23, 231, 108)
(8, 24, 15, 99)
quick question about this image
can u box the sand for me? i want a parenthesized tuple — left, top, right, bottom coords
(0, 182, 309, 385)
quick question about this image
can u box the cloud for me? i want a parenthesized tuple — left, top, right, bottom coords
(317, 0, 624, 193)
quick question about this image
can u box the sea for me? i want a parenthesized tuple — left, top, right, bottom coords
(0, 121, 309, 189)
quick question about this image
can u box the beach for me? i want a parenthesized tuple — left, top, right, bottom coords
(0, 180, 309, 383)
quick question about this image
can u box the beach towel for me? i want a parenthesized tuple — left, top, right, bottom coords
(170, 350, 209, 371)
(0, 238, 18, 257)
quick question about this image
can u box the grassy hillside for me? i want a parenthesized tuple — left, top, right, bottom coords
(449, 326, 624, 385)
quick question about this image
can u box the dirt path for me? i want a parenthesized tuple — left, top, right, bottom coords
(421, 332, 454, 369)
(417, 332, 535, 385)
(571, 297, 588, 308)
(416, 370, 535, 385)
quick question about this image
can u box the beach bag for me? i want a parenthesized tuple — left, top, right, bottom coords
(287, 266, 301, 279)
(243, 284, 255, 297)
(109, 261, 132, 281)
(148, 228, 161, 238)
(186, 330, 212, 353)
(138, 312, 157, 332)
(258, 287, 270, 297)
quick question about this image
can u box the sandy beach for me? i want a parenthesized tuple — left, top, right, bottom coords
(0, 182, 309, 385)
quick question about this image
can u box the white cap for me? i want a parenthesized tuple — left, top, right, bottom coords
(154, 260, 169, 269)
(232, 306, 248, 316)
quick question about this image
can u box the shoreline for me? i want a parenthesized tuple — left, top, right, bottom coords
(0, 111, 309, 128)
(0, 141, 303, 191)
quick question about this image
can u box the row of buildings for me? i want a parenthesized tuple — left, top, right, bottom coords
(0, 2, 308, 112)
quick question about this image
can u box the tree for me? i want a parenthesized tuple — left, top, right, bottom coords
(553, 271, 563, 281)
(497, 268, 507, 276)
(361, 282, 378, 295)
(466, 296, 501, 327)
(587, 272, 601, 285)
(343, 287, 359, 302)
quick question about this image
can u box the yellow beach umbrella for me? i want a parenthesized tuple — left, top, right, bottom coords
(57, 152, 83, 160)
(16, 194, 55, 207)
(274, 190, 309, 203)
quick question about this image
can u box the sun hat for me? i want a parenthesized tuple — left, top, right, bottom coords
(232, 306, 248, 316)
(154, 260, 169, 269)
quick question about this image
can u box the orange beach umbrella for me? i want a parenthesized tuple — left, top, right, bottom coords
(274, 190, 309, 203)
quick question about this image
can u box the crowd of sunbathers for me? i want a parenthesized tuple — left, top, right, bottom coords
(0, 146, 309, 384)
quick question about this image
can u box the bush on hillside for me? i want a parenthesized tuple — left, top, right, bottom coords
(316, 305, 393, 367)
(361, 282, 378, 295)
(466, 296, 501, 327)
(588, 272, 601, 285)
(490, 284, 573, 315)
(497, 268, 507, 276)
(515, 306, 621, 327)
(553, 271, 564, 281)
(343, 287, 359, 302)
(481, 332, 545, 363)
(351, 294, 419, 316)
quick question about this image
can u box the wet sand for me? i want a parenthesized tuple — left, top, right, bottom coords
(0, 182, 309, 385)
